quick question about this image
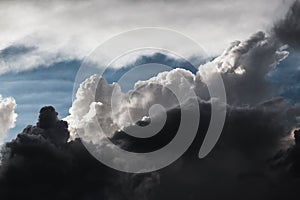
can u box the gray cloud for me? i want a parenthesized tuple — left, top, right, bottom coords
(112, 99, 300, 200)
(0, 30, 299, 200)
(66, 31, 290, 146)
(0, 106, 158, 199)
(273, 0, 300, 49)
(0, 1, 300, 199)
(216, 31, 288, 105)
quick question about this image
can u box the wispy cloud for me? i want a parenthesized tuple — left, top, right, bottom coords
(0, 0, 292, 74)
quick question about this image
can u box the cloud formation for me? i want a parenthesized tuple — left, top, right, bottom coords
(0, 95, 17, 143)
(0, 33, 299, 200)
(66, 31, 289, 144)
(0, 0, 292, 74)
(0, 60, 81, 138)
(0, 106, 158, 199)
(1, 2, 300, 198)
(211, 31, 288, 105)
(111, 99, 300, 199)
(1, 100, 299, 199)
(0, 44, 75, 75)
(273, 0, 300, 49)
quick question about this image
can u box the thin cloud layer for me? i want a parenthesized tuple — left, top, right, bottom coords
(0, 0, 292, 75)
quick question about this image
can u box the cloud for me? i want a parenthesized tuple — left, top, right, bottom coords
(270, 127, 300, 188)
(0, 30, 299, 200)
(1, 2, 300, 197)
(0, 95, 17, 143)
(111, 99, 300, 199)
(1, 100, 299, 199)
(62, 31, 299, 181)
(66, 31, 289, 144)
(0, 106, 158, 199)
(0, 44, 76, 75)
(210, 31, 289, 105)
(0, 0, 292, 74)
(267, 0, 300, 105)
(273, 0, 300, 49)
(0, 60, 81, 140)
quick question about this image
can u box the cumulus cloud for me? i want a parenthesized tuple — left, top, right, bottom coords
(210, 31, 289, 105)
(0, 0, 292, 74)
(61, 30, 297, 178)
(0, 95, 17, 143)
(1, 2, 300, 197)
(66, 31, 289, 143)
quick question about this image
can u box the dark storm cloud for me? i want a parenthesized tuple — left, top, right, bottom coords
(112, 98, 300, 200)
(1, 57, 299, 199)
(61, 18, 300, 198)
(0, 106, 158, 200)
(273, 0, 300, 49)
(1, 98, 299, 200)
(1, 1, 300, 199)
(268, 0, 300, 107)
(273, 128, 300, 178)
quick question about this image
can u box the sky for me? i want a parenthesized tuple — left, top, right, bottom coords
(0, 0, 296, 139)
(0, 0, 300, 199)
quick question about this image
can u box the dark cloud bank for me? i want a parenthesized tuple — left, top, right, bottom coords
(0, 106, 159, 200)
(0, 100, 300, 200)
(1, 1, 300, 200)
(273, 0, 300, 49)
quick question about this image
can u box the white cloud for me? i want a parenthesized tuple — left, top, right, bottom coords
(210, 31, 289, 105)
(63, 31, 293, 172)
(66, 31, 289, 142)
(0, 95, 17, 144)
(0, 0, 293, 75)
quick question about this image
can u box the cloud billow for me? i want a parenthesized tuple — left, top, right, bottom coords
(0, 95, 17, 144)
(1, 98, 300, 199)
(0, 106, 159, 200)
(66, 31, 289, 145)
(57, 30, 300, 198)
(1, 1, 300, 198)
